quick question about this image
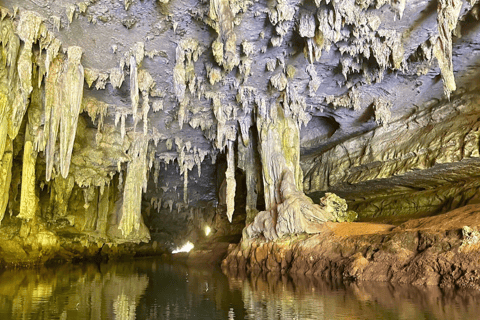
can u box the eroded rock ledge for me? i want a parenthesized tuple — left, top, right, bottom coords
(223, 204, 480, 289)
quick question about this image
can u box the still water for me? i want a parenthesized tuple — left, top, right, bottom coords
(0, 258, 478, 320)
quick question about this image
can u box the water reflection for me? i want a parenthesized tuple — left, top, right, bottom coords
(0, 259, 479, 319)
(227, 270, 480, 320)
(0, 262, 149, 320)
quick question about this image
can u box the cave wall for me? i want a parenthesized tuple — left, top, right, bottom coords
(0, 0, 479, 251)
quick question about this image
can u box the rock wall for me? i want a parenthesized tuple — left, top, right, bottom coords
(223, 205, 480, 289)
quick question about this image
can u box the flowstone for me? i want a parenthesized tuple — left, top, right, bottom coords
(246, 169, 356, 240)
(245, 95, 355, 241)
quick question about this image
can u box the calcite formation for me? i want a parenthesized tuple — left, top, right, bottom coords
(0, 0, 479, 266)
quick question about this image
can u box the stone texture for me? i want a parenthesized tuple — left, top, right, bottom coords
(224, 204, 480, 289)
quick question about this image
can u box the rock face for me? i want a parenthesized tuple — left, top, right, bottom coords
(0, 0, 480, 272)
(224, 205, 480, 289)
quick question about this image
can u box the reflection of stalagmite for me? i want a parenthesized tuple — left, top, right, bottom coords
(112, 274, 149, 320)
(59, 46, 84, 178)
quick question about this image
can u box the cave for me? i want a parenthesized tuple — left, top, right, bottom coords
(0, 0, 480, 318)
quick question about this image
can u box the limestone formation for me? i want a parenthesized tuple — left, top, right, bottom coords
(0, 0, 478, 269)
(246, 169, 356, 240)
(117, 137, 150, 242)
(59, 46, 84, 178)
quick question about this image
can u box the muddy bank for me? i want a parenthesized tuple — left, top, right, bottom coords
(222, 205, 480, 289)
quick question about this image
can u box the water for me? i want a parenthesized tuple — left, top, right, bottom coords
(0, 258, 478, 320)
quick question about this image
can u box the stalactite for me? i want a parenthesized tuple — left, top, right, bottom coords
(434, 0, 462, 98)
(0, 117, 6, 161)
(209, 0, 239, 72)
(44, 57, 63, 181)
(138, 69, 155, 135)
(110, 67, 125, 88)
(130, 55, 139, 128)
(121, 113, 126, 140)
(226, 139, 236, 222)
(10, 11, 43, 140)
(59, 46, 84, 178)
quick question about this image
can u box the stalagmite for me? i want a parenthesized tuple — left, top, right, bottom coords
(18, 139, 38, 221)
(96, 183, 111, 236)
(59, 46, 84, 178)
(52, 175, 75, 218)
(246, 90, 354, 240)
(226, 139, 236, 222)
(83, 187, 99, 231)
(237, 133, 261, 223)
(0, 138, 12, 225)
(18, 70, 43, 221)
(119, 137, 150, 242)
(257, 101, 302, 211)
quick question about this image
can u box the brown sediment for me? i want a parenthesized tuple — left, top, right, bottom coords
(223, 204, 480, 289)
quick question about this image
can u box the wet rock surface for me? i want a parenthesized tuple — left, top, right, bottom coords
(223, 204, 480, 289)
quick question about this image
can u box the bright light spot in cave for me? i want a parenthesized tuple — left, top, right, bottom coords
(172, 241, 194, 254)
(205, 226, 211, 236)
